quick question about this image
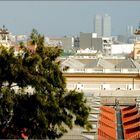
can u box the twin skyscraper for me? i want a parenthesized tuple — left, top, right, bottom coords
(94, 14, 111, 37)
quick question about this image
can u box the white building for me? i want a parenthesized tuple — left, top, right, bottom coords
(77, 48, 97, 54)
(102, 37, 112, 55)
(111, 44, 134, 55)
(0, 25, 11, 48)
(16, 35, 28, 42)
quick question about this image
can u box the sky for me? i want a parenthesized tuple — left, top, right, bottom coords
(0, 1, 140, 37)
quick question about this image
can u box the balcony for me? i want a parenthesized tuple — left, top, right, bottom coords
(63, 68, 140, 74)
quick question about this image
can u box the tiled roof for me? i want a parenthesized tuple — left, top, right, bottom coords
(115, 58, 137, 69)
(61, 58, 85, 69)
(98, 106, 117, 140)
(85, 58, 115, 69)
(121, 106, 140, 140)
(124, 121, 140, 129)
(61, 58, 140, 69)
(122, 107, 138, 116)
(131, 59, 140, 68)
(98, 105, 140, 140)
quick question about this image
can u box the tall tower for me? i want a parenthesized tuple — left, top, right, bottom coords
(0, 25, 9, 43)
(127, 25, 134, 36)
(103, 14, 111, 37)
(95, 15, 102, 37)
(0, 25, 10, 48)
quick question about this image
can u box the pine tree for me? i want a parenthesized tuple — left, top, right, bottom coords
(0, 30, 91, 139)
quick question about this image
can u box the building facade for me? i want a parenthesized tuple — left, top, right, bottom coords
(102, 37, 112, 55)
(61, 56, 140, 92)
(94, 14, 111, 37)
(79, 32, 103, 51)
(79, 32, 93, 49)
(95, 15, 102, 37)
(0, 25, 11, 48)
(49, 36, 74, 52)
(127, 25, 134, 37)
(103, 14, 111, 37)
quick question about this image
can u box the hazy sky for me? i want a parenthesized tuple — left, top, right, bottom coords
(0, 1, 140, 37)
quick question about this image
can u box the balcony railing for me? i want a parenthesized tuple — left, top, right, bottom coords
(63, 68, 140, 74)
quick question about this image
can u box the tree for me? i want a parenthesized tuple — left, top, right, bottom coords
(0, 87, 16, 138)
(30, 28, 39, 45)
(0, 30, 91, 139)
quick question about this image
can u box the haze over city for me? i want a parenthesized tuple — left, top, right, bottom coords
(1, 1, 140, 139)
(0, 1, 140, 36)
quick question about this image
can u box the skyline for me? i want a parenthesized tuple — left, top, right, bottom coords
(0, 1, 140, 37)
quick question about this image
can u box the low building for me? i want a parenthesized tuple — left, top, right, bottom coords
(79, 32, 103, 51)
(79, 32, 93, 49)
(111, 44, 134, 55)
(61, 56, 140, 91)
(79, 32, 113, 55)
(102, 37, 112, 55)
(49, 36, 74, 52)
(60, 40, 140, 140)
(16, 34, 28, 42)
(134, 41, 140, 59)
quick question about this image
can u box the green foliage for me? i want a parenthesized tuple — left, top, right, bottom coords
(19, 41, 25, 49)
(61, 51, 75, 57)
(30, 28, 39, 45)
(0, 87, 16, 138)
(0, 29, 91, 139)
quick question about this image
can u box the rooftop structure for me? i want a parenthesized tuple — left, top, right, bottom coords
(0, 25, 11, 47)
(61, 56, 140, 91)
(134, 22, 140, 35)
(98, 106, 117, 140)
(61, 57, 140, 73)
(97, 105, 140, 140)
(48, 36, 74, 52)
(0, 25, 9, 34)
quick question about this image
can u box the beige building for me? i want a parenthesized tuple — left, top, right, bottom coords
(60, 41, 140, 140)
(61, 56, 140, 92)
(61, 55, 140, 140)
(64, 72, 140, 91)
(134, 41, 140, 59)
(61, 41, 140, 92)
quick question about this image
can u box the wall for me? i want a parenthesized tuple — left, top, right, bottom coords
(79, 32, 92, 49)
(64, 73, 140, 91)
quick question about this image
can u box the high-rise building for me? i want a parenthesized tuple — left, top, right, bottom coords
(103, 14, 111, 37)
(127, 25, 134, 36)
(94, 14, 111, 37)
(95, 15, 102, 37)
